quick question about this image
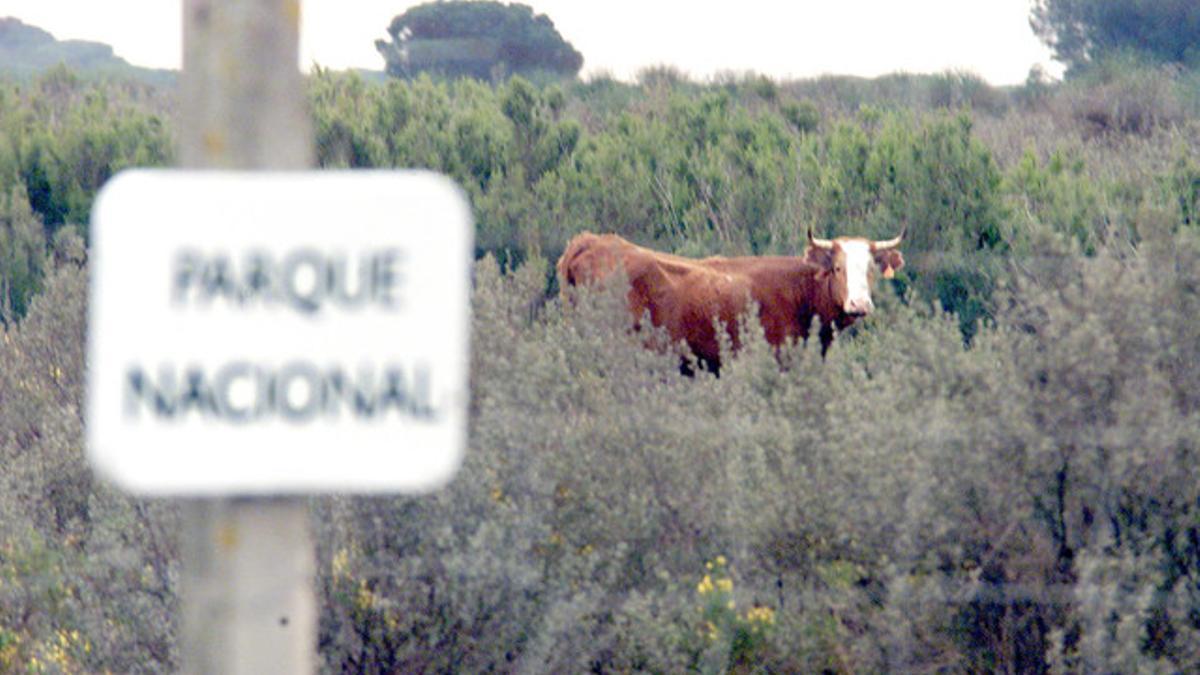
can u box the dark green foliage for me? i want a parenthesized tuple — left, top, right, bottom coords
(781, 99, 820, 134)
(0, 67, 170, 322)
(594, 88, 799, 254)
(1032, 0, 1200, 75)
(500, 78, 578, 186)
(305, 69, 802, 258)
(1008, 147, 1106, 252)
(1, 66, 172, 232)
(0, 184, 44, 326)
(375, 1, 583, 81)
(801, 110, 1004, 248)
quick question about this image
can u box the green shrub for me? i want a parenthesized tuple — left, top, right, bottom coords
(307, 226, 1195, 671)
(0, 248, 179, 672)
(781, 99, 820, 134)
(1006, 147, 1106, 252)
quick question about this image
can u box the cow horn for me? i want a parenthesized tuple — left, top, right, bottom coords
(807, 227, 834, 250)
(872, 227, 905, 250)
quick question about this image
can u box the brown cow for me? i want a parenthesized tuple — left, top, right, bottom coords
(556, 228, 905, 371)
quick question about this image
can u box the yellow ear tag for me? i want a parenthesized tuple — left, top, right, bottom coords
(882, 265, 895, 279)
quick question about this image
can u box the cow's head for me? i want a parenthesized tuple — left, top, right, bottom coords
(806, 228, 905, 317)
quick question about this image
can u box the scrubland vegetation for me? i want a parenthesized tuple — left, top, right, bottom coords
(3, 56, 1200, 671)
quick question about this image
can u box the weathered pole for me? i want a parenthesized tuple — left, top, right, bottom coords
(177, 1, 315, 673)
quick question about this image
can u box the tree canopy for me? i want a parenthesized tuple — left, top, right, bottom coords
(1032, 0, 1200, 74)
(375, 1, 583, 81)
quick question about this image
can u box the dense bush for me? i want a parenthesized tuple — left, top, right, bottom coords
(0, 238, 179, 672)
(6, 227, 1200, 672)
(309, 221, 1200, 672)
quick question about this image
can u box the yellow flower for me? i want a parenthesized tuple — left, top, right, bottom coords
(744, 605, 776, 626)
(331, 548, 350, 578)
(354, 581, 375, 611)
(716, 577, 733, 593)
(696, 574, 714, 595)
(715, 555, 727, 567)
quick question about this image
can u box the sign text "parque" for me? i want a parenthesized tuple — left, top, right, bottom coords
(172, 248, 407, 315)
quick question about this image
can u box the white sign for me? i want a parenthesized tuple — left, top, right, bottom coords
(87, 170, 472, 494)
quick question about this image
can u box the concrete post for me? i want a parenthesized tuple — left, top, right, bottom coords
(177, 1, 315, 673)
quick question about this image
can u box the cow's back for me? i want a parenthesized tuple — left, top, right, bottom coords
(557, 232, 753, 367)
(557, 232, 664, 319)
(557, 232, 631, 289)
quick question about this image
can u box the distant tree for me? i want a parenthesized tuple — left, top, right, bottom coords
(375, 1, 583, 81)
(1031, 0, 1200, 74)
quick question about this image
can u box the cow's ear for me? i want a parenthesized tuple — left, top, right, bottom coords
(875, 249, 904, 278)
(805, 246, 834, 268)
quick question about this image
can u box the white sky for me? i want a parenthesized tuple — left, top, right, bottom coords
(3, 1, 1061, 85)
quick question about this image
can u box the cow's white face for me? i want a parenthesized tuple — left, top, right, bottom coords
(806, 227, 905, 321)
(839, 240, 874, 316)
